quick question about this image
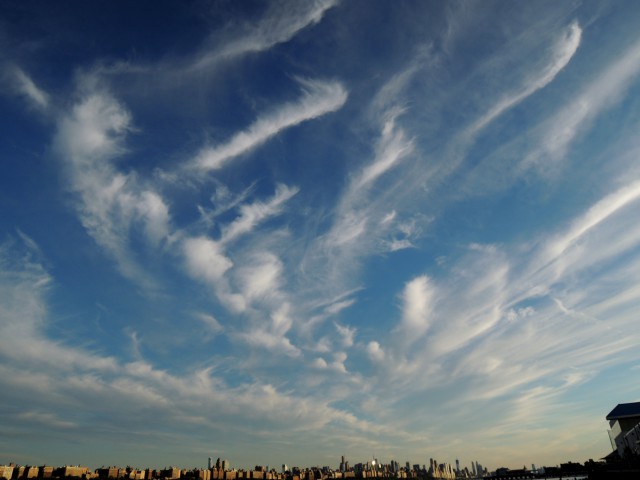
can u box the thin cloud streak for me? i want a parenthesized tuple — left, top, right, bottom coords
(5, 66, 50, 111)
(468, 21, 582, 135)
(221, 184, 299, 244)
(191, 0, 340, 72)
(193, 79, 347, 171)
(525, 36, 640, 166)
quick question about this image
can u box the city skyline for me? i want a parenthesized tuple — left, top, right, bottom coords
(1, 0, 640, 472)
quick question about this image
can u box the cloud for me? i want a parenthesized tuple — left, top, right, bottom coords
(468, 21, 582, 135)
(53, 88, 171, 285)
(5, 1, 640, 467)
(312, 357, 329, 369)
(542, 178, 640, 265)
(182, 236, 233, 284)
(334, 322, 356, 347)
(235, 252, 284, 305)
(324, 298, 355, 315)
(311, 353, 348, 373)
(193, 79, 348, 171)
(4, 65, 49, 111)
(192, 0, 340, 71)
(367, 341, 385, 363)
(138, 191, 171, 245)
(371, 176, 640, 421)
(0, 237, 387, 449)
(399, 275, 435, 340)
(221, 184, 299, 244)
(526, 36, 640, 166)
(385, 239, 414, 252)
(354, 111, 414, 190)
(234, 304, 301, 358)
(316, 107, 416, 268)
(0, 235, 117, 373)
(194, 313, 224, 336)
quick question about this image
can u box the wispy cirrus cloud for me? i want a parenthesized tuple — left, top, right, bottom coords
(525, 36, 640, 167)
(3, 65, 50, 111)
(370, 177, 640, 421)
(192, 79, 347, 171)
(52, 85, 171, 286)
(0, 235, 383, 460)
(221, 184, 299, 244)
(193, 0, 340, 71)
(467, 21, 582, 136)
(540, 178, 640, 269)
(354, 111, 414, 190)
(4, 0, 640, 468)
(320, 110, 415, 256)
(0, 235, 117, 373)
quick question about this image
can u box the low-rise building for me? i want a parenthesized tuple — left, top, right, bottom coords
(0, 466, 14, 479)
(195, 470, 210, 480)
(23, 467, 38, 479)
(54, 466, 89, 478)
(606, 401, 640, 457)
(39, 466, 53, 479)
(160, 468, 181, 480)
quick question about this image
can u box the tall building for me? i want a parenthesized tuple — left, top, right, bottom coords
(455, 460, 459, 473)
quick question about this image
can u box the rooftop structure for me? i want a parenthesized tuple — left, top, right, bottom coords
(606, 401, 640, 457)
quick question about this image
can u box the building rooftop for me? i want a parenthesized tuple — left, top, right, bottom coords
(606, 402, 640, 420)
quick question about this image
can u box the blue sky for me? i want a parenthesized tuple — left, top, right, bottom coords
(2, 0, 640, 472)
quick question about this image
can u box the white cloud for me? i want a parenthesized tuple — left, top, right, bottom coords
(0, 236, 383, 444)
(138, 191, 171, 245)
(385, 238, 414, 252)
(235, 252, 284, 305)
(194, 313, 224, 336)
(367, 341, 385, 363)
(369, 175, 640, 430)
(5, 66, 49, 110)
(0, 236, 117, 374)
(325, 298, 355, 315)
(193, 79, 347, 171)
(316, 108, 416, 276)
(312, 357, 329, 369)
(182, 236, 233, 284)
(221, 184, 299, 244)
(399, 275, 435, 340)
(192, 0, 340, 71)
(527, 36, 640, 166)
(53, 89, 171, 285)
(233, 303, 300, 357)
(235, 328, 300, 358)
(468, 22, 582, 135)
(354, 111, 414, 189)
(544, 178, 640, 263)
(334, 322, 356, 347)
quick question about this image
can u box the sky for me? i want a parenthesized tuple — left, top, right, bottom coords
(1, 0, 640, 472)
